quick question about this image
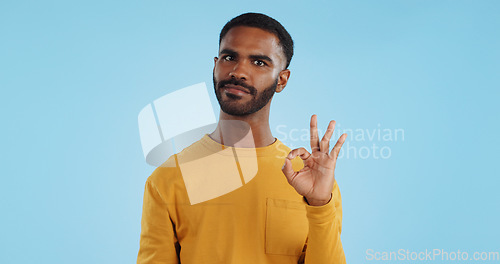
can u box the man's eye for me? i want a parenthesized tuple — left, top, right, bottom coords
(223, 55, 234, 61)
(254, 60, 266, 66)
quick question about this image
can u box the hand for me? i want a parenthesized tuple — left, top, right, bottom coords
(282, 115, 347, 206)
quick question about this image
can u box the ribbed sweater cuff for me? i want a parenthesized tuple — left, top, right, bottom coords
(304, 195, 336, 224)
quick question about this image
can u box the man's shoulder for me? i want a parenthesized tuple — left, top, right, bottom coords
(147, 155, 178, 187)
(157, 136, 207, 167)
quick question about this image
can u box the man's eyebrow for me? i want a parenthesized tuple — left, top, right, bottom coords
(219, 49, 273, 64)
(219, 49, 237, 55)
(249, 54, 273, 64)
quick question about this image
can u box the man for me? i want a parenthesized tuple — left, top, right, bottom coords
(137, 13, 347, 263)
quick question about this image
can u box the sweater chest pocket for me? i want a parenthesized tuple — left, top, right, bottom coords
(265, 198, 308, 256)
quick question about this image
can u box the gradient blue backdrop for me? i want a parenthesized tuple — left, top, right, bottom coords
(1, 0, 499, 263)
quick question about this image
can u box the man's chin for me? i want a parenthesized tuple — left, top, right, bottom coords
(222, 92, 244, 100)
(220, 104, 251, 116)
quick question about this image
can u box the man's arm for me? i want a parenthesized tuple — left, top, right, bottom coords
(282, 115, 347, 264)
(302, 181, 345, 263)
(137, 178, 180, 264)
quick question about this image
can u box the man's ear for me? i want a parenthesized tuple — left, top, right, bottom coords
(213, 57, 218, 72)
(276, 69, 291, 93)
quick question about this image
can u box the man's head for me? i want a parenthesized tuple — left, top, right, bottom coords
(213, 13, 294, 116)
(219, 13, 294, 69)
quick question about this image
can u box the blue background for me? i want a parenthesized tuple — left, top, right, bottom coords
(1, 0, 499, 263)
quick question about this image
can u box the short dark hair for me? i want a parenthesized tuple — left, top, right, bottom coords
(219, 13, 294, 69)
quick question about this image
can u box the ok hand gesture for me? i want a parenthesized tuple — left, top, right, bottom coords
(282, 115, 347, 206)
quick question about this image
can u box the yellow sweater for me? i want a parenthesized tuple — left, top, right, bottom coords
(137, 135, 345, 264)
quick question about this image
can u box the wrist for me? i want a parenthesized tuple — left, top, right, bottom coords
(304, 193, 332, 206)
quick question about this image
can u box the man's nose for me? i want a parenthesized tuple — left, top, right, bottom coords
(229, 61, 249, 80)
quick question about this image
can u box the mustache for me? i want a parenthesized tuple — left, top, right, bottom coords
(217, 79, 256, 95)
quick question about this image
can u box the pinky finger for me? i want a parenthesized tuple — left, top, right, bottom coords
(330, 133, 348, 159)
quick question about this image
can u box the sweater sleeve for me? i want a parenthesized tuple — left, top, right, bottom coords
(137, 179, 180, 264)
(302, 181, 346, 264)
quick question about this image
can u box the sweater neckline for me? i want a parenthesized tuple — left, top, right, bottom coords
(199, 134, 286, 157)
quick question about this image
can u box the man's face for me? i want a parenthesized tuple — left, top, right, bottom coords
(213, 26, 288, 116)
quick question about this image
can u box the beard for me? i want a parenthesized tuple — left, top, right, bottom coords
(213, 74, 278, 116)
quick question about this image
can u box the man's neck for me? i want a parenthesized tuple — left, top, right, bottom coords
(209, 109, 275, 148)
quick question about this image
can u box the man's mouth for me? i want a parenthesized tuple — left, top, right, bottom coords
(223, 84, 251, 95)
